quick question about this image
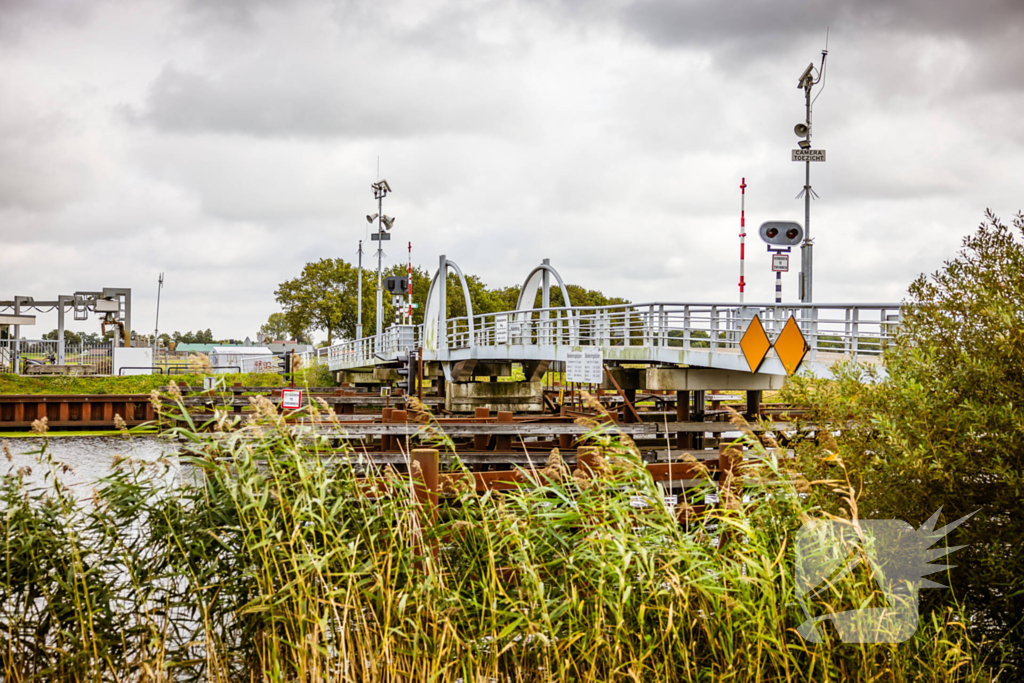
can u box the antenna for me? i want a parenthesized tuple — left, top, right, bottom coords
(154, 272, 165, 351)
(812, 27, 829, 107)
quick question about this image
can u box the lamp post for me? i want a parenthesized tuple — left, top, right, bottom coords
(154, 273, 164, 349)
(794, 45, 827, 303)
(356, 241, 364, 339)
(367, 179, 395, 339)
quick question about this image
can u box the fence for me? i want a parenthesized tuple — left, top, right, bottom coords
(0, 339, 113, 375)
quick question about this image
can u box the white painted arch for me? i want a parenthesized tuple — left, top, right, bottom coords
(422, 257, 475, 350)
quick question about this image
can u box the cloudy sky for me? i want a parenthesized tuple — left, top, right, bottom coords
(2, 0, 1022, 342)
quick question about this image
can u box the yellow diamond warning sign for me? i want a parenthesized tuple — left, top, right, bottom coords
(740, 315, 771, 373)
(775, 316, 808, 376)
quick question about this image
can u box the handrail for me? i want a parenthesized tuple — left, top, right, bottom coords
(322, 301, 904, 371)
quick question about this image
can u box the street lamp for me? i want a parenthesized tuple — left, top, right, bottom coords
(369, 180, 395, 338)
(793, 44, 828, 303)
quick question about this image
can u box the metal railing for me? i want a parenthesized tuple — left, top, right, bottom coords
(1, 339, 113, 375)
(446, 302, 902, 361)
(324, 301, 902, 371)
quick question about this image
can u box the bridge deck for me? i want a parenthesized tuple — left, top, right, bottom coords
(323, 301, 901, 378)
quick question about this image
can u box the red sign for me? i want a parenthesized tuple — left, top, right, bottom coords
(281, 389, 303, 410)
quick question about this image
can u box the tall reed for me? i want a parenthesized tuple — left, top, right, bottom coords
(0, 388, 991, 681)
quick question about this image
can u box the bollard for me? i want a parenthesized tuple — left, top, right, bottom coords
(558, 404, 573, 450)
(717, 443, 743, 550)
(676, 390, 692, 451)
(746, 389, 762, 421)
(494, 411, 513, 451)
(473, 407, 490, 451)
(381, 408, 393, 452)
(411, 448, 439, 524)
(575, 445, 602, 478)
(391, 409, 408, 453)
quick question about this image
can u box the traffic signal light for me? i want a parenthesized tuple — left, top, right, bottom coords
(395, 351, 412, 393)
(277, 352, 291, 378)
(384, 276, 408, 294)
(759, 221, 803, 246)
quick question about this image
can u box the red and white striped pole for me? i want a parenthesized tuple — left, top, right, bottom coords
(739, 177, 747, 303)
(407, 241, 413, 323)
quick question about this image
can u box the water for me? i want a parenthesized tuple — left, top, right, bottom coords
(1, 435, 178, 494)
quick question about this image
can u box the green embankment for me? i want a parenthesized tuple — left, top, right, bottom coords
(0, 369, 333, 395)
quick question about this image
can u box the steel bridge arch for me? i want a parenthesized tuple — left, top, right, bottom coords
(514, 261, 573, 316)
(513, 260, 579, 344)
(422, 257, 476, 351)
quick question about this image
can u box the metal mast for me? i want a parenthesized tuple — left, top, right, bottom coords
(356, 241, 364, 339)
(368, 179, 394, 339)
(739, 178, 747, 303)
(154, 272, 164, 348)
(796, 42, 827, 303)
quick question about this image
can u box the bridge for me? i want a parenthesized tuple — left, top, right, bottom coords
(322, 257, 901, 387)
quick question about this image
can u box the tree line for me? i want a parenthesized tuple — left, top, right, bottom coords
(268, 258, 629, 345)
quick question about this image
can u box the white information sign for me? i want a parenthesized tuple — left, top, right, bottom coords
(281, 389, 303, 410)
(629, 494, 678, 509)
(565, 349, 604, 384)
(509, 321, 522, 340)
(772, 253, 790, 272)
(495, 315, 508, 344)
(792, 149, 826, 162)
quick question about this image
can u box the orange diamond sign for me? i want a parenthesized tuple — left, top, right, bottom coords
(740, 315, 771, 373)
(775, 316, 808, 376)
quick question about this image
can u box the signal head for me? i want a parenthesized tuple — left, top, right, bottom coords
(760, 221, 803, 246)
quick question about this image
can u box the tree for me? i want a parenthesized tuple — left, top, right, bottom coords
(42, 329, 82, 345)
(275, 258, 367, 344)
(786, 210, 1024, 665)
(275, 257, 633, 344)
(259, 312, 292, 341)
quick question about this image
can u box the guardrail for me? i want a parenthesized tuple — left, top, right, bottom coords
(323, 302, 903, 371)
(446, 302, 901, 360)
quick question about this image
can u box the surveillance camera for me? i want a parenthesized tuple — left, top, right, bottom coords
(797, 62, 814, 88)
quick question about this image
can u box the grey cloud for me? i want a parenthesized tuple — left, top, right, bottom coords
(619, 0, 1024, 51)
(0, 0, 96, 42)
(133, 56, 529, 139)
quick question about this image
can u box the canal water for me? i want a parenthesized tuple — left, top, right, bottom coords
(1, 435, 178, 494)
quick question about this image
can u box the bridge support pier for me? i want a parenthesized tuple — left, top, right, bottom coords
(444, 380, 543, 413)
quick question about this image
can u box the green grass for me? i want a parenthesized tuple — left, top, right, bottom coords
(0, 369, 335, 395)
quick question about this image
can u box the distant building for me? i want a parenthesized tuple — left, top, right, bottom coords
(174, 342, 242, 354)
(264, 340, 314, 355)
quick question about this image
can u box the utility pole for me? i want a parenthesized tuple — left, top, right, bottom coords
(739, 178, 747, 303)
(795, 40, 828, 303)
(368, 179, 394, 339)
(375, 190, 383, 338)
(154, 272, 164, 353)
(356, 241, 364, 339)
